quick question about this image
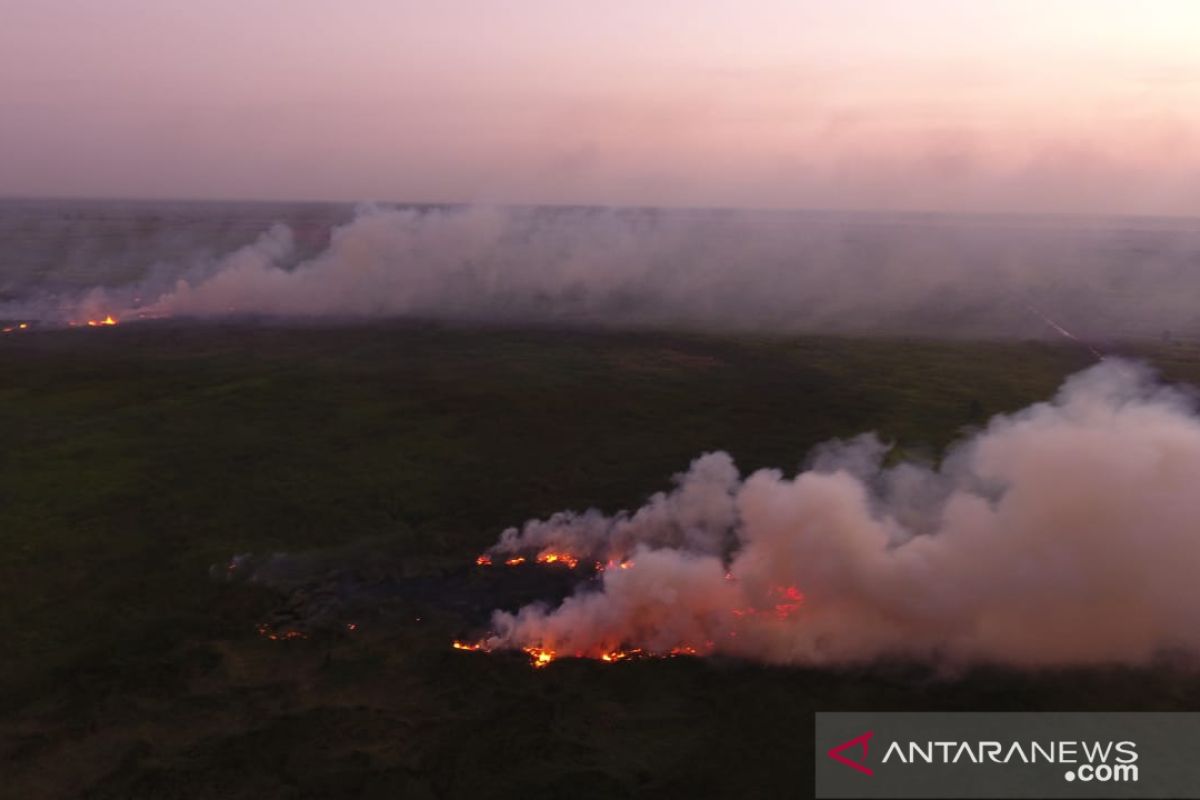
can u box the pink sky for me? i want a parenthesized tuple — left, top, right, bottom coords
(2, 0, 1199, 215)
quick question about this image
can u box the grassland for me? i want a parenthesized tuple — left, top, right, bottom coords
(2, 321, 1199, 799)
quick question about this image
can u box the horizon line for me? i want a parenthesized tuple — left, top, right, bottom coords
(2, 192, 1199, 227)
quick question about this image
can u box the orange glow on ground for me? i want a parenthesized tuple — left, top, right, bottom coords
(536, 551, 580, 568)
(256, 623, 308, 642)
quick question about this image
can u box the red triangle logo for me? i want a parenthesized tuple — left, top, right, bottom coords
(827, 731, 874, 776)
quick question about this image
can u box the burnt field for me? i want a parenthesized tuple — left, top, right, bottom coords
(4, 321, 1200, 799)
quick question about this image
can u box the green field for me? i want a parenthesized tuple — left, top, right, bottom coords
(3, 321, 1199, 799)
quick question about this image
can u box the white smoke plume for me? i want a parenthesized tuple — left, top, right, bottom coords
(483, 359, 1200, 667)
(13, 202, 1200, 339)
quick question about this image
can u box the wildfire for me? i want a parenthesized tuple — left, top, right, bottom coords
(454, 640, 556, 669)
(256, 623, 308, 641)
(536, 551, 579, 568)
(452, 575, 807, 668)
(452, 639, 706, 668)
(773, 586, 806, 619)
(3, 318, 121, 333)
(598, 645, 703, 661)
(454, 639, 560, 668)
(595, 559, 635, 572)
(523, 646, 556, 668)
(454, 553, 796, 669)
(67, 315, 119, 328)
(730, 585, 806, 621)
(474, 550, 587, 570)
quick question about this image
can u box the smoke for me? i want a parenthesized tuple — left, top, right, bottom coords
(481, 359, 1200, 667)
(10, 202, 1200, 339)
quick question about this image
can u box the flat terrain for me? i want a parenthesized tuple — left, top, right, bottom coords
(3, 321, 1199, 799)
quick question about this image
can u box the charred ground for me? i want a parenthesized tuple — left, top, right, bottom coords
(3, 321, 1200, 799)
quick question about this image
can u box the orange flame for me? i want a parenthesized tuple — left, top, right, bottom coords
(452, 638, 708, 668)
(523, 646, 556, 668)
(86, 315, 119, 327)
(475, 554, 493, 566)
(597, 559, 636, 571)
(504, 556, 526, 566)
(536, 551, 580, 568)
(591, 644, 703, 663)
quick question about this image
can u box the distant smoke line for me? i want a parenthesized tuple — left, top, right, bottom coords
(7, 203, 1200, 339)
(481, 360, 1200, 666)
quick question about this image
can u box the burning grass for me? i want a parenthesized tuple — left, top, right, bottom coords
(446, 550, 809, 668)
(2, 315, 121, 334)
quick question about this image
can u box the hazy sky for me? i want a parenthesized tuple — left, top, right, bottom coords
(3, 1, 1200, 215)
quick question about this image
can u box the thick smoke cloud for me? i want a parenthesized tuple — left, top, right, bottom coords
(11, 202, 1200, 339)
(484, 360, 1200, 666)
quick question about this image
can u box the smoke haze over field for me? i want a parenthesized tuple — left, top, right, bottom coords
(5, 201, 1200, 340)
(484, 359, 1200, 666)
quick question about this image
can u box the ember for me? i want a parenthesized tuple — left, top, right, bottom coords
(256, 623, 308, 641)
(773, 586, 805, 619)
(595, 559, 635, 571)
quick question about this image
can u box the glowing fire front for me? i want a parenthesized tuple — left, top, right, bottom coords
(458, 548, 807, 668)
(2, 316, 120, 334)
(535, 551, 579, 568)
(256, 621, 358, 642)
(70, 315, 120, 328)
(452, 640, 705, 669)
(473, 549, 629, 572)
